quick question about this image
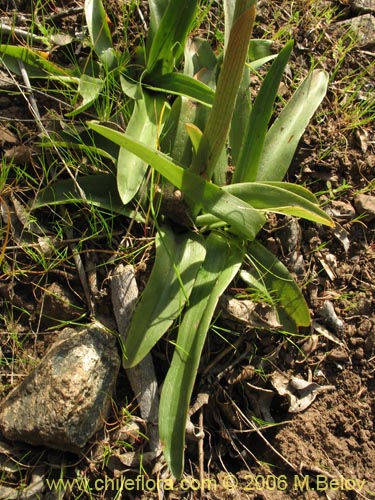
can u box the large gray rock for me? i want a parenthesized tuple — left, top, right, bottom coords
(350, 0, 375, 15)
(354, 193, 375, 221)
(0, 322, 120, 451)
(334, 14, 375, 49)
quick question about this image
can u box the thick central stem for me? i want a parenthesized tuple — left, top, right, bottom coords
(192, 0, 256, 180)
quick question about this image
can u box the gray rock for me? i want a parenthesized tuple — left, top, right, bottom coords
(334, 14, 375, 49)
(354, 193, 375, 221)
(0, 322, 120, 452)
(350, 0, 375, 15)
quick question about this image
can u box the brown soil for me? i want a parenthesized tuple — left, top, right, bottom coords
(0, 1, 374, 499)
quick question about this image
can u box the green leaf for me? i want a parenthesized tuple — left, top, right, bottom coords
(42, 120, 122, 162)
(184, 38, 218, 83)
(185, 123, 203, 155)
(160, 96, 199, 168)
(224, 0, 236, 50)
(84, 0, 117, 70)
(196, 181, 333, 228)
(145, 73, 214, 107)
(67, 74, 104, 116)
(158, 41, 216, 168)
(123, 227, 206, 368)
(181, 38, 218, 173)
(230, 61, 251, 166)
(0, 45, 72, 77)
(257, 69, 329, 181)
(147, 0, 169, 46)
(32, 174, 143, 220)
(249, 39, 275, 61)
(117, 92, 167, 204)
(233, 40, 294, 183)
(120, 75, 143, 99)
(247, 54, 278, 70)
(88, 122, 266, 240)
(226, 182, 333, 226)
(159, 232, 244, 478)
(146, 0, 198, 76)
(247, 240, 311, 328)
(261, 181, 318, 203)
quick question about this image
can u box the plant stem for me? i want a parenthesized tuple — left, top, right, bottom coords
(192, 0, 256, 180)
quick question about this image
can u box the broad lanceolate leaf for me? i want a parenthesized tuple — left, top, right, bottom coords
(123, 227, 206, 368)
(247, 240, 311, 328)
(257, 70, 329, 181)
(224, 182, 333, 226)
(84, 0, 117, 70)
(196, 181, 333, 228)
(88, 123, 266, 240)
(147, 0, 169, 48)
(146, 0, 198, 76)
(145, 73, 214, 107)
(117, 92, 166, 204)
(159, 232, 244, 479)
(233, 41, 294, 183)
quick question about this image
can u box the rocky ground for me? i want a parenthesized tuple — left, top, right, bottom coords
(0, 0, 374, 499)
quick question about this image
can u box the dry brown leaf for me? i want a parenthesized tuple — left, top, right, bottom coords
(271, 372, 335, 413)
(4, 145, 32, 165)
(0, 126, 17, 144)
(219, 295, 282, 329)
(312, 321, 345, 346)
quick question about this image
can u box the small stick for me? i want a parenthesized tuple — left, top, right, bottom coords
(0, 24, 47, 44)
(198, 409, 205, 496)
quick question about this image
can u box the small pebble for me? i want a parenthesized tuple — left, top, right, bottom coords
(354, 194, 375, 222)
(353, 347, 364, 360)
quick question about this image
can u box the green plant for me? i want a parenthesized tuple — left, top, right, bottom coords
(0, 0, 333, 479)
(88, 0, 332, 477)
